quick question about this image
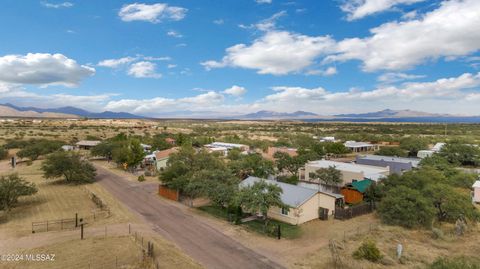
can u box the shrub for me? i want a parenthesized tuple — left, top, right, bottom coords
(353, 240, 383, 262)
(431, 227, 444, 240)
(0, 147, 7, 160)
(428, 256, 480, 269)
(138, 175, 146, 182)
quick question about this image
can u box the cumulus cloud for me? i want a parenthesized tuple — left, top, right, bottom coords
(329, 0, 480, 71)
(202, 31, 335, 75)
(377, 72, 425, 83)
(256, 0, 272, 4)
(223, 85, 247, 96)
(0, 53, 94, 87)
(340, 0, 425, 20)
(306, 67, 338, 76)
(127, 61, 162, 78)
(98, 57, 136, 68)
(40, 1, 73, 9)
(239, 11, 287, 31)
(118, 3, 187, 23)
(167, 30, 183, 38)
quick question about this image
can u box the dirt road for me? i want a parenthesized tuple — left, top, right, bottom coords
(95, 165, 284, 269)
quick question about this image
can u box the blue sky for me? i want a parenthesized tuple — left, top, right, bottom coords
(0, 0, 479, 116)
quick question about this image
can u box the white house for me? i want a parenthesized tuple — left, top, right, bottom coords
(344, 141, 379, 152)
(301, 160, 390, 184)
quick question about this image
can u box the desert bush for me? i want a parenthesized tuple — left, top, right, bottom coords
(353, 240, 383, 262)
(138, 175, 145, 182)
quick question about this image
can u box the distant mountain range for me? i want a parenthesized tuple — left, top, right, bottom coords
(1, 103, 143, 119)
(240, 110, 319, 119)
(1, 104, 479, 123)
(334, 109, 451, 118)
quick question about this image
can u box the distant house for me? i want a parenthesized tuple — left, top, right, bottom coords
(263, 146, 298, 161)
(204, 142, 249, 156)
(301, 160, 389, 185)
(355, 155, 420, 174)
(240, 177, 344, 225)
(417, 142, 446, 158)
(473, 181, 480, 203)
(341, 179, 374, 204)
(141, 143, 152, 152)
(76, 140, 101, 150)
(155, 147, 179, 171)
(61, 145, 75, 151)
(320, 136, 336, 142)
(165, 138, 176, 145)
(344, 141, 379, 152)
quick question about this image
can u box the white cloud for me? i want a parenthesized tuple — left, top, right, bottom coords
(41, 1, 73, 9)
(329, 0, 480, 71)
(0, 53, 94, 87)
(223, 85, 247, 96)
(167, 64, 177, 69)
(306, 67, 338, 76)
(118, 3, 187, 23)
(127, 61, 162, 78)
(202, 31, 335, 75)
(242, 11, 286, 31)
(98, 57, 136, 68)
(213, 19, 224, 25)
(256, 0, 272, 4)
(341, 0, 426, 20)
(167, 30, 183, 38)
(377, 72, 425, 83)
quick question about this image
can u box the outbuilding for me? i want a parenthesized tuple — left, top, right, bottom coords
(473, 181, 480, 203)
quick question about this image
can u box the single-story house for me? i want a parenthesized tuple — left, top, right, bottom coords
(206, 142, 249, 151)
(301, 160, 389, 185)
(155, 147, 179, 171)
(262, 146, 298, 161)
(341, 179, 374, 204)
(141, 143, 152, 152)
(344, 141, 379, 152)
(473, 181, 480, 203)
(61, 145, 75, 151)
(240, 176, 343, 225)
(320, 136, 336, 142)
(417, 143, 446, 158)
(76, 140, 101, 150)
(355, 155, 420, 174)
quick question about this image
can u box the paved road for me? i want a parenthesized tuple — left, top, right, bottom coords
(95, 165, 284, 269)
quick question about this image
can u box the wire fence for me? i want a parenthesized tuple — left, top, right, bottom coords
(334, 223, 380, 243)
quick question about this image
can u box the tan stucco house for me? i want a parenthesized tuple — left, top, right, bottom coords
(240, 177, 344, 225)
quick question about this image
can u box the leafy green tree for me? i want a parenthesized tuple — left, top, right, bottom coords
(91, 141, 116, 159)
(111, 139, 145, 169)
(375, 147, 407, 157)
(323, 142, 350, 155)
(151, 134, 172, 151)
(228, 153, 273, 179)
(400, 137, 428, 157)
(0, 174, 37, 211)
(439, 142, 480, 166)
(309, 166, 342, 189)
(377, 186, 435, 228)
(17, 140, 63, 161)
(237, 180, 285, 230)
(274, 151, 320, 177)
(42, 151, 96, 184)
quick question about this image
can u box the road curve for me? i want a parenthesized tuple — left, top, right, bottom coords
(95, 165, 285, 269)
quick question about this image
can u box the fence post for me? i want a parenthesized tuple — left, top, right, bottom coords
(128, 223, 131, 234)
(105, 226, 107, 238)
(81, 223, 84, 240)
(61, 219, 63, 230)
(46, 221, 49, 232)
(75, 213, 78, 227)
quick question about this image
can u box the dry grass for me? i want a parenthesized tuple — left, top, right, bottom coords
(2, 236, 151, 269)
(295, 222, 480, 269)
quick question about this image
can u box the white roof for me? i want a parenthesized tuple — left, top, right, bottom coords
(307, 160, 388, 181)
(357, 155, 421, 167)
(344, 141, 374, 148)
(76, 140, 101, 146)
(207, 142, 248, 149)
(473, 181, 480, 188)
(432, 143, 446, 152)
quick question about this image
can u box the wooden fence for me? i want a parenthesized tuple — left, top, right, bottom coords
(334, 203, 374, 220)
(31, 209, 110, 233)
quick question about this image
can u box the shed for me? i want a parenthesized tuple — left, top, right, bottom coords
(341, 179, 373, 204)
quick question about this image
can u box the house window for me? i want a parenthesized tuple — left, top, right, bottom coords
(281, 207, 289, 215)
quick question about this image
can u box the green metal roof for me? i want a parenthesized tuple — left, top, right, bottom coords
(350, 179, 374, 193)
